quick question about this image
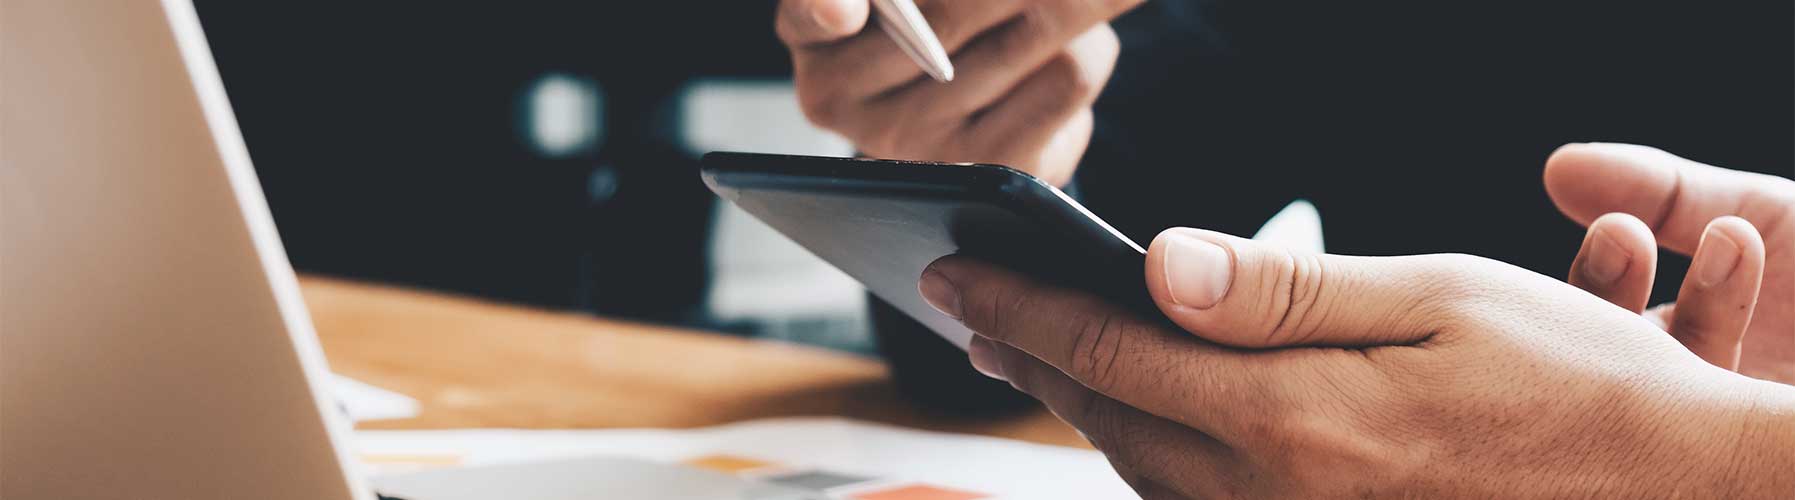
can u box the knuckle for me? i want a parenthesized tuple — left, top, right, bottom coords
(794, 84, 843, 129)
(1413, 253, 1512, 322)
(1308, 426, 1413, 495)
(1050, 0, 1138, 29)
(1252, 407, 1395, 494)
(1053, 26, 1118, 105)
(1061, 54, 1105, 101)
(1459, 253, 1517, 285)
(1422, 254, 1494, 293)
(915, 0, 966, 44)
(1031, 0, 1071, 32)
(1075, 391, 1125, 449)
(1036, 55, 1096, 105)
(1242, 247, 1327, 348)
(1006, 5, 1059, 50)
(1745, 176, 1795, 235)
(1002, 352, 1041, 394)
(1044, 0, 1097, 23)
(1273, 251, 1329, 346)
(1068, 311, 1131, 392)
(970, 279, 1029, 342)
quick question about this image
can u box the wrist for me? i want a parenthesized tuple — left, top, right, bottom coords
(1728, 379, 1795, 496)
(1604, 373, 1792, 498)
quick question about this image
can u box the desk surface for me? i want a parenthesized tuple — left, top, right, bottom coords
(301, 276, 1086, 448)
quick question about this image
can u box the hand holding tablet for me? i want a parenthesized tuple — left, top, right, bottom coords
(702, 152, 1149, 348)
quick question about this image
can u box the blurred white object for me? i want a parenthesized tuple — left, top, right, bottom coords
(525, 74, 602, 158)
(680, 80, 852, 157)
(357, 417, 1134, 499)
(1251, 200, 1325, 253)
(333, 374, 420, 422)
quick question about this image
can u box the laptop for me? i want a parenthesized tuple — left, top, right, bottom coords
(0, 1, 819, 499)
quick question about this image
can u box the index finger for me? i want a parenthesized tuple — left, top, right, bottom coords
(776, 0, 870, 47)
(1544, 142, 1795, 256)
(919, 256, 1322, 441)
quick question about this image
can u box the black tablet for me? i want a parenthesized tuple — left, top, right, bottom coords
(700, 152, 1149, 349)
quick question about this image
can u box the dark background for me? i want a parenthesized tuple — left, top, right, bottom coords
(196, 2, 794, 324)
(195, 1, 1792, 335)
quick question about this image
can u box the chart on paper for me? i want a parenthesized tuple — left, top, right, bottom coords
(356, 418, 1133, 499)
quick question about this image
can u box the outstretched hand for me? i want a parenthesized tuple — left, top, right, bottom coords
(1548, 143, 1793, 383)
(916, 225, 1795, 497)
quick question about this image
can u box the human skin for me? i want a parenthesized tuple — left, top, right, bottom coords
(911, 143, 1795, 498)
(1549, 143, 1794, 384)
(776, 0, 1142, 186)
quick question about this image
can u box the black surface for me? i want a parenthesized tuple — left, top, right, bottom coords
(193, 1, 794, 322)
(193, 0, 1790, 323)
(1084, 0, 1793, 306)
(193, 0, 1789, 413)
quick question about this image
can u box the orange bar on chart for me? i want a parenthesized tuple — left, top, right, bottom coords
(851, 484, 988, 500)
(682, 454, 777, 474)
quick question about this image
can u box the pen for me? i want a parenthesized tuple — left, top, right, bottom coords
(872, 0, 955, 82)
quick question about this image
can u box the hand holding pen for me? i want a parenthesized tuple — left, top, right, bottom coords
(871, 0, 955, 82)
(776, 0, 1144, 187)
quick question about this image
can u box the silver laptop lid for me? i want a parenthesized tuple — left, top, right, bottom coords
(2, 1, 366, 498)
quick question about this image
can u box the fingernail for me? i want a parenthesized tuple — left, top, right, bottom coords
(1583, 231, 1631, 285)
(918, 268, 962, 319)
(1163, 233, 1233, 309)
(967, 337, 1006, 381)
(1693, 228, 1741, 288)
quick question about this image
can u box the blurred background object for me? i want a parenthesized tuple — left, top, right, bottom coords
(196, 1, 875, 351)
(195, 0, 1791, 359)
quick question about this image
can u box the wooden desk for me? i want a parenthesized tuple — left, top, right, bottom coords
(301, 276, 1086, 448)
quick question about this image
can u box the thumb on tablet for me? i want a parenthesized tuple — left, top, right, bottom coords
(1146, 228, 1455, 349)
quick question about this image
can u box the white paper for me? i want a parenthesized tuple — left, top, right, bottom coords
(355, 417, 1135, 499)
(332, 373, 421, 422)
